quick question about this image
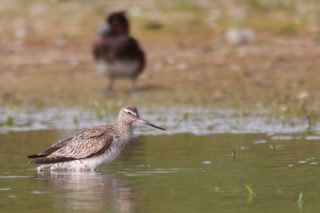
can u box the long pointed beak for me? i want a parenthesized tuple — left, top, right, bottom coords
(137, 118, 166, 131)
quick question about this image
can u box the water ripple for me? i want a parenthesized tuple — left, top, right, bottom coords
(0, 175, 32, 179)
(121, 168, 195, 176)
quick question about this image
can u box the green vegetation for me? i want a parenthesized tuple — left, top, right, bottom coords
(4, 116, 14, 126)
(297, 192, 304, 210)
(246, 185, 256, 204)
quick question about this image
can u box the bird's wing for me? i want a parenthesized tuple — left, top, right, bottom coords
(126, 37, 146, 70)
(93, 36, 144, 59)
(27, 136, 74, 158)
(93, 38, 120, 60)
(92, 40, 109, 60)
(30, 126, 114, 164)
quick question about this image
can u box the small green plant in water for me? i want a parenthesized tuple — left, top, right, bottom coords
(246, 185, 256, 204)
(72, 116, 79, 126)
(4, 116, 14, 126)
(297, 192, 303, 211)
(183, 112, 189, 121)
(305, 112, 318, 132)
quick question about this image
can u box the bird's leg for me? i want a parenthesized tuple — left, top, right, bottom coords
(106, 78, 114, 93)
(37, 165, 47, 172)
(37, 166, 42, 173)
(130, 79, 137, 93)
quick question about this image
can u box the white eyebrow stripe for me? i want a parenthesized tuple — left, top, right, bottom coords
(124, 109, 137, 116)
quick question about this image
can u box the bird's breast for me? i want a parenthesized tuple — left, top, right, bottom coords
(95, 60, 140, 78)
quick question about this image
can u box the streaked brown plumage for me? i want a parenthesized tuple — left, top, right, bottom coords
(28, 106, 165, 171)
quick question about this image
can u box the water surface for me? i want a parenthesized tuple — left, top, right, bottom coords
(0, 130, 320, 212)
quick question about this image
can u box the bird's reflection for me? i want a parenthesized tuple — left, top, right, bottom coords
(36, 171, 134, 213)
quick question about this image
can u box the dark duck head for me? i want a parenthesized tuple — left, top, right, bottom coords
(100, 11, 129, 37)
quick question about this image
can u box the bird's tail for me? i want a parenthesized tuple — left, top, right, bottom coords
(28, 156, 74, 164)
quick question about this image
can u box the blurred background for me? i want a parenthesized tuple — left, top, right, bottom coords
(1, 2, 320, 212)
(0, 0, 320, 113)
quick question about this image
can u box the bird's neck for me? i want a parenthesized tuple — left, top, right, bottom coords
(115, 121, 133, 139)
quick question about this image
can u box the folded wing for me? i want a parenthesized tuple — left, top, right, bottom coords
(28, 126, 113, 164)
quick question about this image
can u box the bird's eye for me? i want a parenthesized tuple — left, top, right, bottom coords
(124, 109, 136, 117)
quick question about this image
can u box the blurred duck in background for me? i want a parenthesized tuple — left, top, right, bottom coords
(93, 11, 146, 93)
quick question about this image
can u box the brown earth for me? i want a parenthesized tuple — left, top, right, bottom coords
(0, 0, 320, 117)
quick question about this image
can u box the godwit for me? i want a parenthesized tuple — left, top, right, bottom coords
(93, 11, 145, 92)
(28, 106, 165, 171)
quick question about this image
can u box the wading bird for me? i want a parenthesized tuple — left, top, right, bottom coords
(28, 106, 165, 171)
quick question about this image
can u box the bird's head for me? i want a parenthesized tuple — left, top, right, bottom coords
(118, 105, 166, 131)
(100, 11, 129, 37)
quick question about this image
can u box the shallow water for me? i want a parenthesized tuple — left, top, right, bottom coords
(1, 130, 320, 212)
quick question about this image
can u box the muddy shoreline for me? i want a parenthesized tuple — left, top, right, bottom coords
(1, 1, 320, 120)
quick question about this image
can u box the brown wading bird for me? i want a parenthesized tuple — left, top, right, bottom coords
(28, 106, 165, 171)
(93, 11, 146, 93)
